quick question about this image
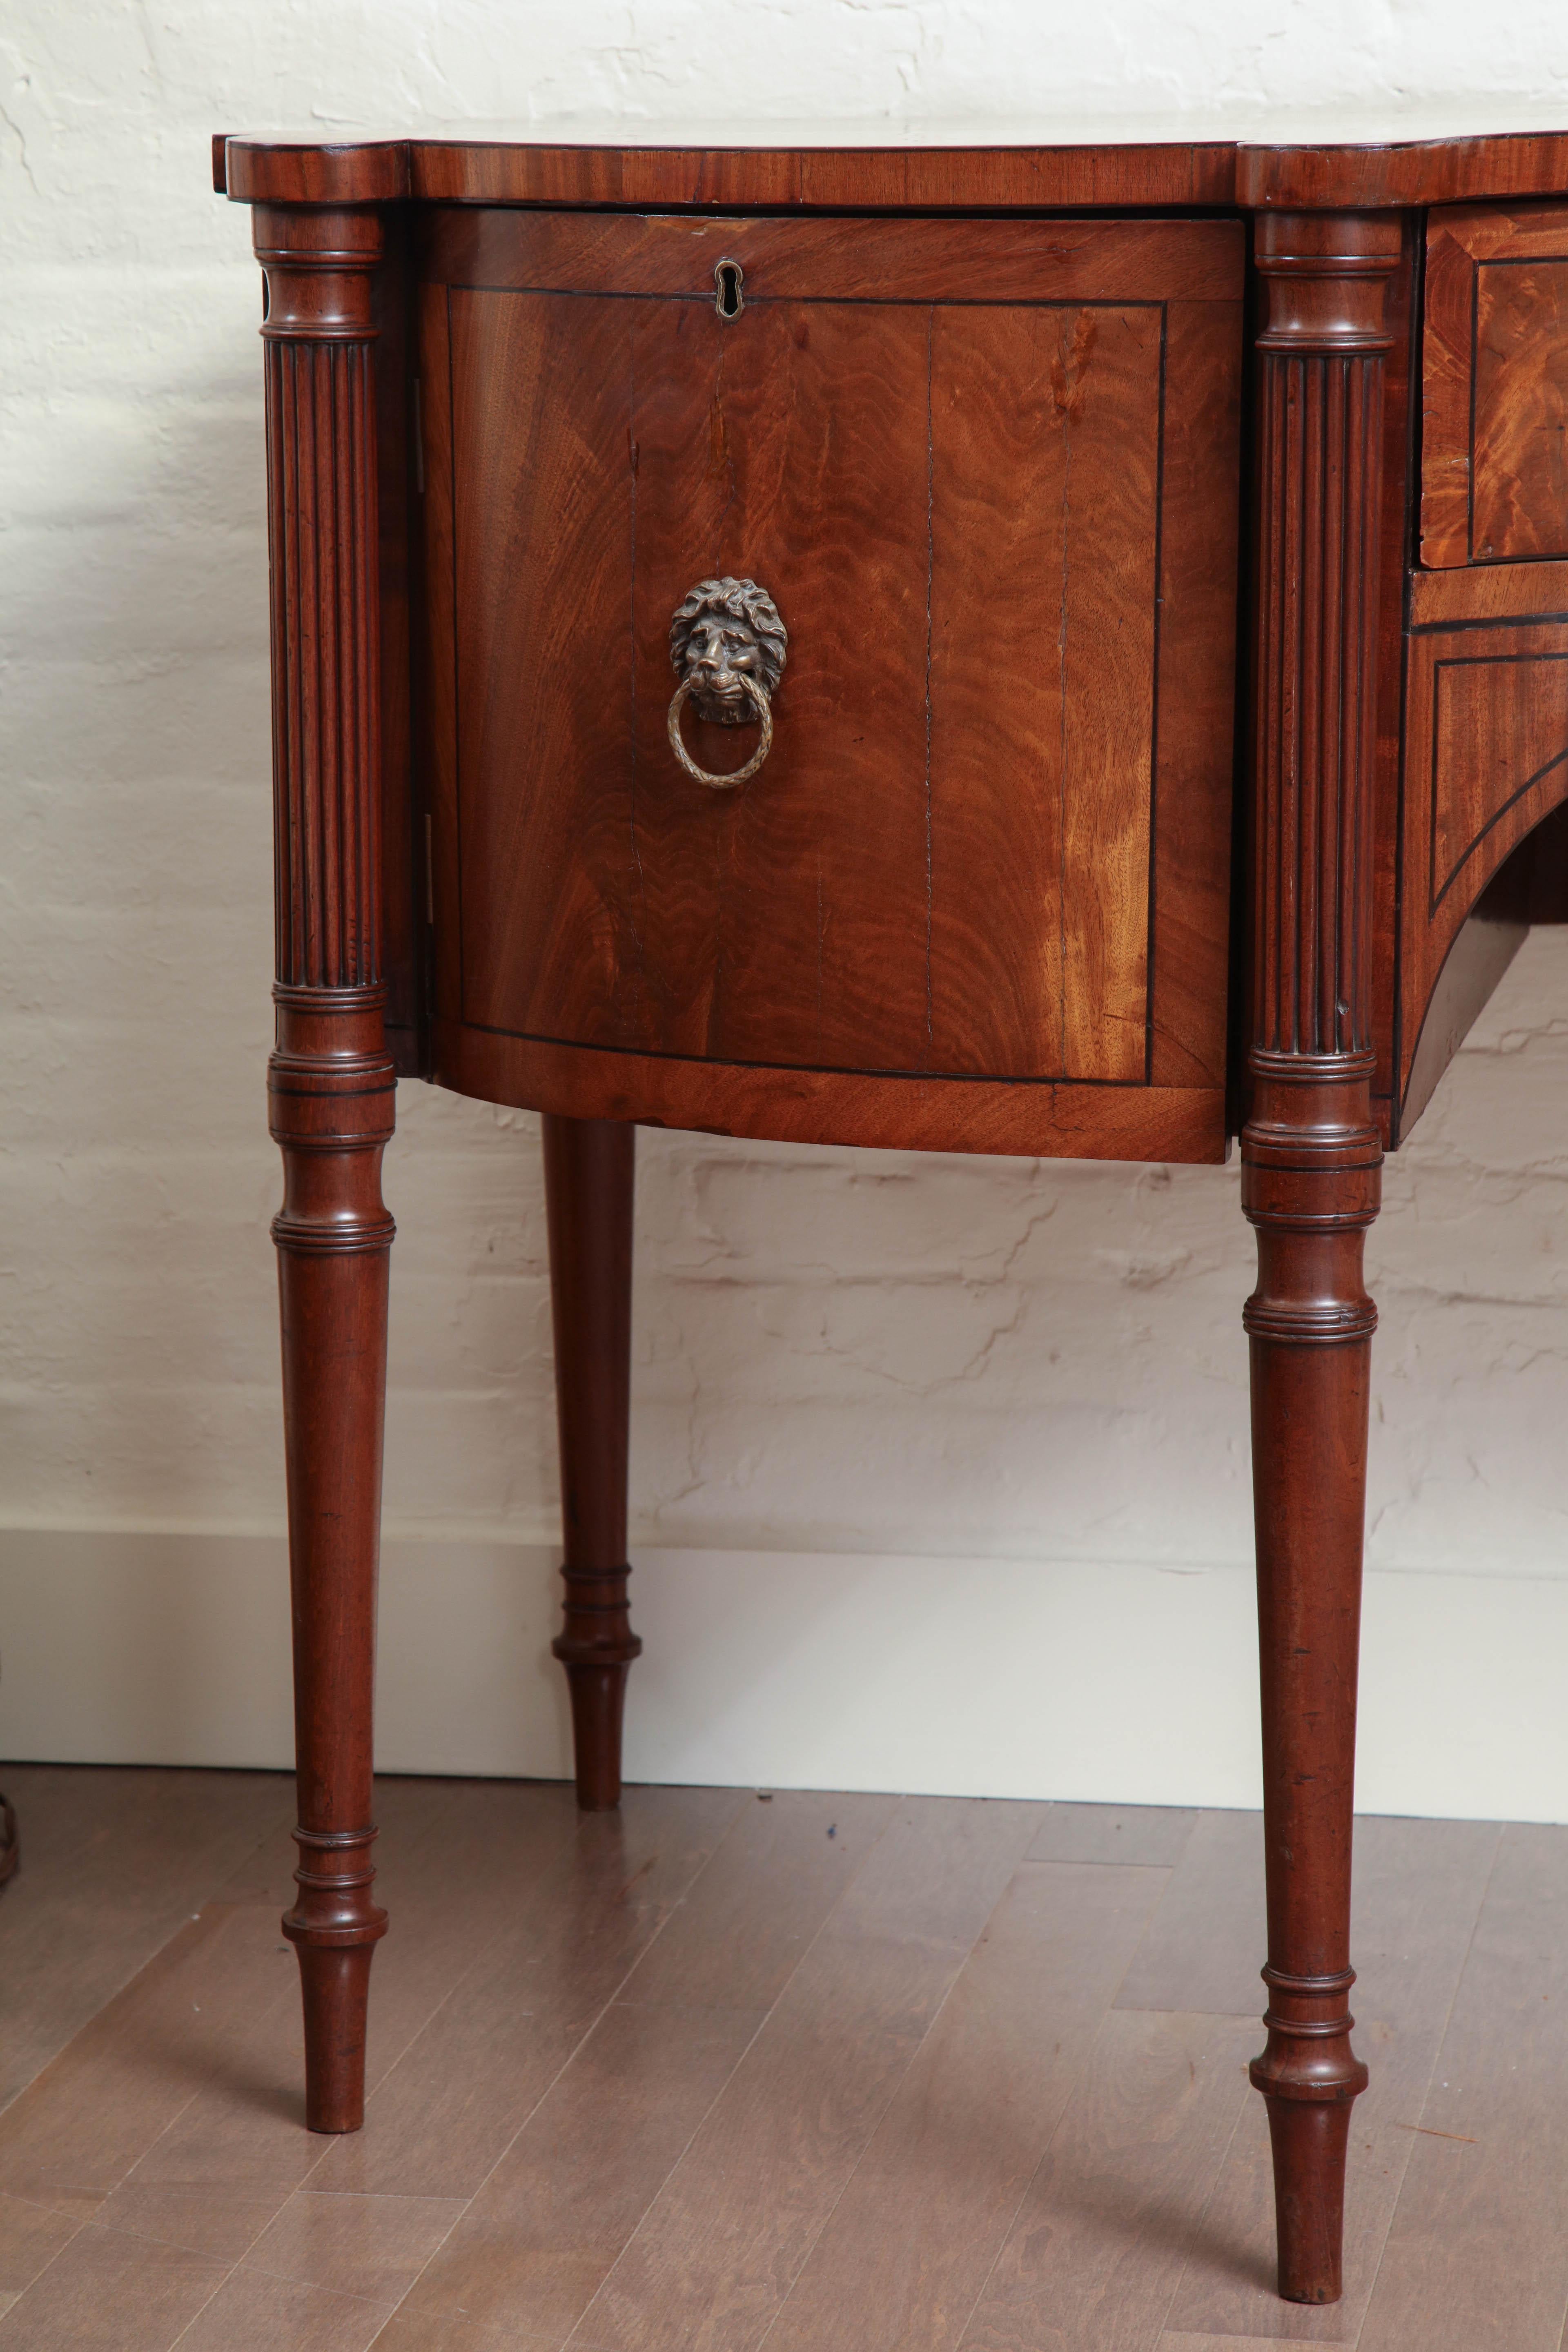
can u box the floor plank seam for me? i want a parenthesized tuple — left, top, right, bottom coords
(296, 2186, 478, 2203)
(349, 2179, 492, 2336)
(367, 1785, 815, 2344)
(102, 2201, 285, 2278)
(162, 2256, 251, 2352)
(1152, 2026, 1262, 2349)
(14, 2070, 207, 2244)
(552, 1795, 911, 2352)
(1105, 1832, 1199, 2019)
(0, 2208, 86, 2316)
(546, 1989, 789, 2352)
(0, 1771, 300, 2126)
(448, 1787, 763, 2198)
(947, 1986, 1137, 2351)
(0, 1896, 231, 2127)
(751, 2054, 933, 2352)
(229, 2250, 425, 2311)
(1042, 1856, 1188, 1869)
(211, 1793, 301, 1902)
(751, 1810, 1059, 2352)
(1347, 1817, 1507, 2350)
(0, 2188, 99, 2223)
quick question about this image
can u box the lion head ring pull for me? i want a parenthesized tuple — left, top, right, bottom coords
(667, 577, 788, 789)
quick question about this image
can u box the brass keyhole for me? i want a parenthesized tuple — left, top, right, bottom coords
(714, 259, 744, 321)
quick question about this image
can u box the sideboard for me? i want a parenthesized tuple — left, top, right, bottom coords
(216, 125, 1568, 2307)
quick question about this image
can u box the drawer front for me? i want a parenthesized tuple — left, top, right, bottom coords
(1422, 202, 1568, 566)
(420, 210, 1242, 1117)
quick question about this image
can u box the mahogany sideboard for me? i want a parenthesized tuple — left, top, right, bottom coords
(216, 125, 1568, 2307)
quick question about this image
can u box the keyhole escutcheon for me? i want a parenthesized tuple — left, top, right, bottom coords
(715, 259, 744, 321)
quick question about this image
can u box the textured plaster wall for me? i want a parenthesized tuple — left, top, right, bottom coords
(5, 2, 1568, 1799)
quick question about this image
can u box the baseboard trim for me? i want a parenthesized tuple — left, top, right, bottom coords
(0, 1529, 1559, 1821)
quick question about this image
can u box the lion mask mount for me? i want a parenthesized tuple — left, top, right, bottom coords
(668, 576, 788, 725)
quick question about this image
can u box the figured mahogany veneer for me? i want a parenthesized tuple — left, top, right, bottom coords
(220, 126, 1568, 2312)
(1423, 205, 1568, 566)
(421, 209, 1241, 1158)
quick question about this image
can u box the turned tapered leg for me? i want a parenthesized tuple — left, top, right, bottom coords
(1245, 1061, 1379, 2300)
(1244, 211, 1402, 2302)
(543, 1114, 642, 1810)
(256, 200, 394, 2131)
(273, 988, 394, 2132)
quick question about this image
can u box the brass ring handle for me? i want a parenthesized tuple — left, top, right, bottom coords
(666, 576, 788, 791)
(666, 670, 773, 789)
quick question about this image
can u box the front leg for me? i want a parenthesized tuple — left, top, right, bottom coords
(272, 987, 393, 2133)
(543, 1114, 642, 1809)
(256, 199, 394, 2132)
(1243, 210, 1401, 2303)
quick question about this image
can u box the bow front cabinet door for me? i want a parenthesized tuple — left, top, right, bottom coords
(420, 210, 1243, 1160)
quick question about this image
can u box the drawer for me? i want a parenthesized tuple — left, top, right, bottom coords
(1421, 201, 1568, 566)
(419, 209, 1243, 1158)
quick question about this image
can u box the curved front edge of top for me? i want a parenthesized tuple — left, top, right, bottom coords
(215, 127, 1568, 215)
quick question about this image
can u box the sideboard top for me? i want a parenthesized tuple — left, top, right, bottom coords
(214, 126, 1568, 214)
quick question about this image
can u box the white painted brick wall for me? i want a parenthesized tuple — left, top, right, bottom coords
(4, 2, 1568, 1806)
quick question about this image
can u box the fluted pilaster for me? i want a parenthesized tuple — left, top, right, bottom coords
(258, 204, 384, 991)
(1251, 212, 1395, 1063)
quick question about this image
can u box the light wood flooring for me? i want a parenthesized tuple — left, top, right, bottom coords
(0, 1766, 1553, 2348)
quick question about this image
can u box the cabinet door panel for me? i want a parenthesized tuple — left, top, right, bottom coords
(1422, 203, 1568, 566)
(427, 210, 1242, 1112)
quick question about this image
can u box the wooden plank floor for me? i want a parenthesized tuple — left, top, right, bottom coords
(0, 1768, 1558, 2348)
